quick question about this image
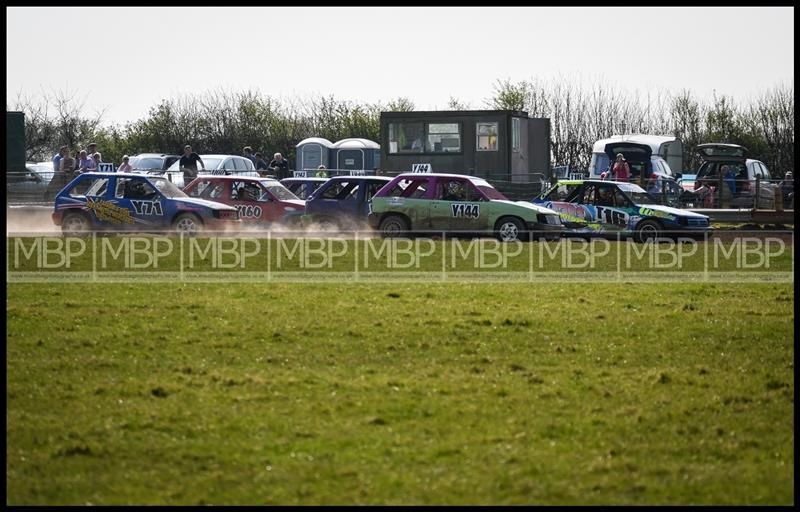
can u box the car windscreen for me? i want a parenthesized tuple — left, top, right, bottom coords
(130, 157, 163, 170)
(150, 177, 188, 198)
(472, 179, 507, 200)
(262, 183, 300, 201)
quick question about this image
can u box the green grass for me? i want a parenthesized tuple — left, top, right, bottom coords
(6, 282, 794, 505)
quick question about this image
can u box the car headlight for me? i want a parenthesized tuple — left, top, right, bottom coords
(537, 213, 561, 225)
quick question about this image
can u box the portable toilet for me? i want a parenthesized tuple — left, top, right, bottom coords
(331, 138, 380, 171)
(296, 137, 333, 172)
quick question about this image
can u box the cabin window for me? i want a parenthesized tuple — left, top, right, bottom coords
(426, 123, 461, 153)
(388, 122, 424, 154)
(512, 118, 521, 152)
(387, 122, 461, 154)
(476, 122, 499, 151)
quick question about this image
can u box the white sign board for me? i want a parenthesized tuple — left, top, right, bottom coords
(293, 170, 308, 178)
(411, 163, 432, 173)
(349, 170, 365, 176)
(97, 163, 115, 172)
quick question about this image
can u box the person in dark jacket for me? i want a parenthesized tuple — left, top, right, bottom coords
(179, 145, 205, 184)
(268, 152, 289, 179)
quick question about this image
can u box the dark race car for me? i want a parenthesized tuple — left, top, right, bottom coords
(52, 172, 240, 236)
(534, 179, 712, 242)
(303, 175, 393, 229)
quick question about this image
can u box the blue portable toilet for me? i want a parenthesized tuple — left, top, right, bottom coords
(296, 137, 333, 172)
(330, 138, 381, 172)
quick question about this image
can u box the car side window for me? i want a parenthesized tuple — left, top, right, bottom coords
(322, 181, 358, 200)
(75, 177, 109, 197)
(365, 181, 384, 201)
(759, 163, 771, 181)
(613, 189, 630, 207)
(224, 159, 236, 172)
(386, 178, 427, 199)
(580, 185, 596, 204)
(115, 178, 156, 200)
(186, 179, 214, 198)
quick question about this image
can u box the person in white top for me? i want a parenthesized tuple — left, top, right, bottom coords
(117, 155, 133, 173)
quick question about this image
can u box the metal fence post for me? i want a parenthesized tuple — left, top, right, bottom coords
(754, 175, 760, 210)
(775, 179, 784, 211)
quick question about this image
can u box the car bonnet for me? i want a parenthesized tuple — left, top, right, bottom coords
(636, 203, 708, 219)
(492, 199, 560, 215)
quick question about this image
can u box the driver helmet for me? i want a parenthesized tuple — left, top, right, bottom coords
(447, 181, 463, 197)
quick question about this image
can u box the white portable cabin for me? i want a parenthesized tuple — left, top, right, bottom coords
(330, 138, 381, 171)
(295, 137, 333, 172)
(589, 134, 683, 178)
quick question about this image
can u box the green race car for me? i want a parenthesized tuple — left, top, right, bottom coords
(368, 173, 565, 241)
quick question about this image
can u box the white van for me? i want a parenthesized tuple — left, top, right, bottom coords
(588, 135, 683, 181)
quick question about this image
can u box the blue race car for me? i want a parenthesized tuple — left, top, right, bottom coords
(533, 179, 712, 242)
(52, 172, 241, 235)
(302, 175, 393, 229)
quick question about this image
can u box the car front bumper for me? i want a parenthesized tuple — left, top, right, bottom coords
(527, 222, 566, 240)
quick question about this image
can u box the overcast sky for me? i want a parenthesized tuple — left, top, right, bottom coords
(6, 6, 794, 125)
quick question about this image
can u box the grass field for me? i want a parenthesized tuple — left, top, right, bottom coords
(6, 280, 794, 505)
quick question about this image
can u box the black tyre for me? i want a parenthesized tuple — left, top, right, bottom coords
(172, 213, 202, 236)
(61, 212, 91, 236)
(379, 214, 410, 238)
(495, 217, 528, 242)
(634, 219, 663, 243)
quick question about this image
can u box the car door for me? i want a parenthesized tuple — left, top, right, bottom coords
(588, 183, 631, 231)
(429, 177, 486, 232)
(113, 176, 166, 229)
(231, 180, 275, 223)
(547, 183, 592, 228)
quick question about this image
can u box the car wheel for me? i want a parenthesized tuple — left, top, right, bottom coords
(495, 217, 527, 242)
(634, 219, 663, 243)
(62, 212, 91, 236)
(172, 213, 202, 236)
(379, 215, 410, 238)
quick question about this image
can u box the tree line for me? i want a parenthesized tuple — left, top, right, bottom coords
(8, 79, 794, 177)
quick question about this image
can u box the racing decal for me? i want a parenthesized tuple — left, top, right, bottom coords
(234, 204, 263, 219)
(638, 207, 674, 221)
(389, 197, 405, 205)
(451, 203, 480, 218)
(85, 198, 135, 224)
(131, 200, 164, 216)
(595, 206, 629, 226)
(546, 202, 592, 223)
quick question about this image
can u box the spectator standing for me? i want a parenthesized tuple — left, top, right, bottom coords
(243, 146, 257, 165)
(86, 142, 98, 159)
(179, 144, 205, 184)
(611, 153, 630, 182)
(77, 150, 94, 173)
(315, 165, 328, 178)
(52, 145, 67, 177)
(118, 155, 133, 173)
(721, 165, 737, 196)
(269, 152, 289, 179)
(92, 152, 102, 170)
(254, 152, 268, 171)
(46, 147, 74, 199)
